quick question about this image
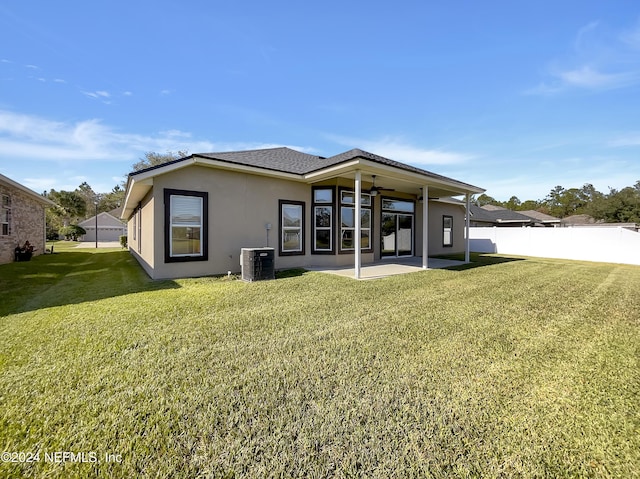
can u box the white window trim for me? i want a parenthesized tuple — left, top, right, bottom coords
(1, 194, 11, 236)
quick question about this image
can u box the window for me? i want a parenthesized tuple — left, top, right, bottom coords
(381, 198, 414, 213)
(443, 215, 453, 247)
(1, 194, 10, 236)
(279, 200, 304, 255)
(132, 211, 137, 241)
(312, 187, 334, 253)
(164, 189, 208, 263)
(340, 189, 372, 252)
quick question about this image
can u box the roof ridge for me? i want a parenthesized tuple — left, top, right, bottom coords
(201, 146, 301, 156)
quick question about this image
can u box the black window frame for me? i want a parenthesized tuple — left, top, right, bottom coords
(279, 199, 306, 256)
(311, 186, 336, 255)
(164, 188, 209, 263)
(338, 187, 373, 255)
(443, 214, 454, 248)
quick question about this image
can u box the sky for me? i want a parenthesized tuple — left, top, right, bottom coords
(1, 1, 640, 201)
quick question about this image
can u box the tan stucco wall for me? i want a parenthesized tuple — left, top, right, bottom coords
(416, 201, 466, 256)
(148, 166, 309, 278)
(0, 182, 47, 264)
(126, 166, 468, 279)
(128, 190, 155, 277)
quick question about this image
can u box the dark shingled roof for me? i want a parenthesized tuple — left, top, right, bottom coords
(470, 204, 535, 224)
(194, 147, 325, 174)
(130, 146, 481, 191)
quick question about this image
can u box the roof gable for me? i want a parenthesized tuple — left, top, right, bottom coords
(123, 146, 484, 219)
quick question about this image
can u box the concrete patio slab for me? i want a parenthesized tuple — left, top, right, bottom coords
(308, 257, 465, 280)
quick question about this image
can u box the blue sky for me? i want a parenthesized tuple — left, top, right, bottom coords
(1, 1, 639, 201)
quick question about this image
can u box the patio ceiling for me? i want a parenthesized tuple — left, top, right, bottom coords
(303, 158, 483, 198)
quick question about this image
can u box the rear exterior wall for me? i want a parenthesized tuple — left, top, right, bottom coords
(0, 183, 47, 264)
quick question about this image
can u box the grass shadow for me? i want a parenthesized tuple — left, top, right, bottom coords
(436, 253, 527, 271)
(275, 268, 308, 279)
(0, 249, 180, 316)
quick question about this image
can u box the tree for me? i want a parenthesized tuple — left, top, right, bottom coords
(131, 150, 188, 172)
(475, 194, 500, 207)
(99, 185, 125, 212)
(47, 189, 87, 224)
(59, 225, 86, 241)
(602, 186, 640, 223)
(519, 199, 541, 211)
(504, 196, 521, 210)
(543, 186, 587, 218)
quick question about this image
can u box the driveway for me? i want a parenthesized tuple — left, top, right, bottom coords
(74, 241, 123, 248)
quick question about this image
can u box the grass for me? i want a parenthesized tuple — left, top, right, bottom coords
(0, 247, 639, 478)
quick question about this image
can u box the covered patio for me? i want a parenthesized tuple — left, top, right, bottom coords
(308, 256, 465, 280)
(304, 150, 484, 279)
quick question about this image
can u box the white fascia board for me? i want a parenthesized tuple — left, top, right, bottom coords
(121, 177, 152, 220)
(121, 156, 305, 220)
(304, 158, 484, 195)
(303, 160, 362, 182)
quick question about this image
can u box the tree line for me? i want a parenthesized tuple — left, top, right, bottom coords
(43, 151, 186, 240)
(42, 152, 640, 240)
(476, 181, 640, 223)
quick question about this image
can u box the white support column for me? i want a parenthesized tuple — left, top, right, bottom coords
(465, 193, 471, 263)
(422, 185, 429, 269)
(354, 170, 362, 279)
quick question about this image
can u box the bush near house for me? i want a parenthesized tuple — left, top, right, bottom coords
(58, 224, 86, 241)
(0, 250, 638, 478)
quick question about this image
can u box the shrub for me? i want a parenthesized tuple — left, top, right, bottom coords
(119, 235, 128, 248)
(59, 225, 86, 241)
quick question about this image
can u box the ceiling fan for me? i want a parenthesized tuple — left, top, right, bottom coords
(368, 175, 395, 196)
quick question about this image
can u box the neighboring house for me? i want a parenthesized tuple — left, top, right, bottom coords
(121, 147, 484, 279)
(519, 210, 561, 227)
(469, 204, 536, 227)
(0, 173, 56, 264)
(562, 214, 639, 232)
(78, 209, 127, 242)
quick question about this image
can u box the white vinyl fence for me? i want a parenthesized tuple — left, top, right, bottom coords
(469, 227, 640, 266)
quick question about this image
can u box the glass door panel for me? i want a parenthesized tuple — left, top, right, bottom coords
(381, 212, 396, 256)
(397, 214, 413, 256)
(381, 212, 413, 256)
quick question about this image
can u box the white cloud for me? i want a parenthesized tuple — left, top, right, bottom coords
(82, 90, 110, 100)
(328, 134, 474, 166)
(620, 19, 640, 50)
(609, 132, 640, 147)
(528, 20, 640, 94)
(0, 109, 317, 165)
(557, 65, 639, 90)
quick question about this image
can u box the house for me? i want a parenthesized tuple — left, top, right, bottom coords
(121, 147, 484, 279)
(519, 210, 561, 227)
(469, 204, 537, 227)
(78, 209, 127, 242)
(0, 173, 56, 264)
(562, 214, 639, 232)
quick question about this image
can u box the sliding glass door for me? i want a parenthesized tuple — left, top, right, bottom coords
(381, 211, 414, 257)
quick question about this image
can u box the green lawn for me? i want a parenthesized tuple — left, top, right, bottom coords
(1, 247, 639, 478)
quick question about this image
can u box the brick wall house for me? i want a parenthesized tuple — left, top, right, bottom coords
(0, 173, 56, 264)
